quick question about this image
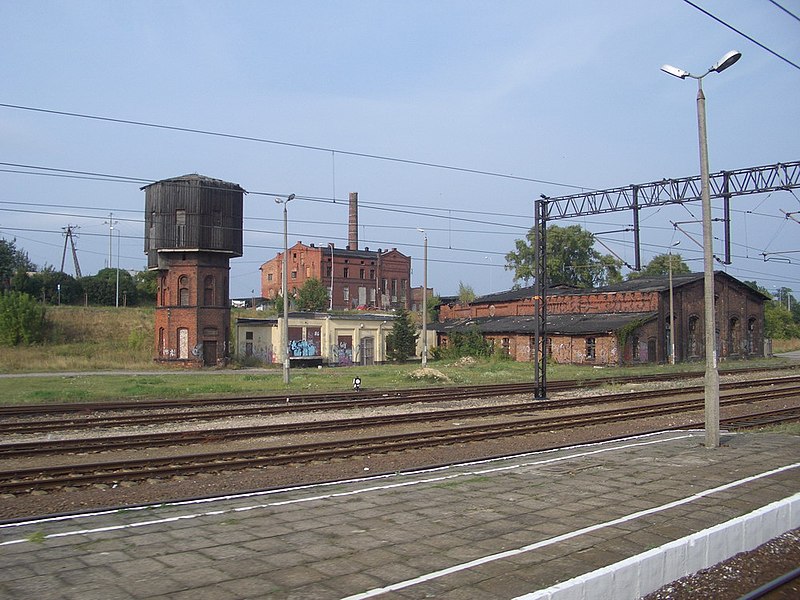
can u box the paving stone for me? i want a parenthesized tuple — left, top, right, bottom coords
(1, 432, 797, 599)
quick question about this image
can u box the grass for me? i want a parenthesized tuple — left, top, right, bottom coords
(0, 305, 797, 406)
(0, 355, 796, 406)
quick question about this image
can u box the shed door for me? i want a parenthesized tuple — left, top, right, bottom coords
(361, 337, 375, 366)
(203, 341, 217, 366)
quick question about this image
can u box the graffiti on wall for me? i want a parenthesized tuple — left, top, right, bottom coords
(289, 339, 318, 357)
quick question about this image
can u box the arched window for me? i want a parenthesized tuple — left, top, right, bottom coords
(179, 275, 190, 306)
(158, 327, 165, 356)
(746, 317, 757, 355)
(728, 316, 741, 357)
(159, 275, 168, 307)
(203, 275, 215, 306)
(178, 327, 189, 359)
(688, 315, 699, 358)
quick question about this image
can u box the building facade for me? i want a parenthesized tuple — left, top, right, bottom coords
(144, 174, 244, 367)
(236, 313, 397, 366)
(259, 243, 411, 310)
(434, 272, 768, 365)
(259, 192, 412, 311)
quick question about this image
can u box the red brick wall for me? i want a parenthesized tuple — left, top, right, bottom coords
(154, 254, 231, 366)
(260, 244, 411, 310)
(438, 291, 659, 322)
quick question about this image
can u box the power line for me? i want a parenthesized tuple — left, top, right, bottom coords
(766, 0, 800, 24)
(0, 103, 591, 190)
(0, 162, 533, 227)
(681, 0, 800, 71)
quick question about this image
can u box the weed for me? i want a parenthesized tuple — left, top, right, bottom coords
(26, 531, 47, 544)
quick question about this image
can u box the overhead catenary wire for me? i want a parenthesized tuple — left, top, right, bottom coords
(765, 0, 800, 24)
(0, 103, 591, 190)
(681, 0, 800, 71)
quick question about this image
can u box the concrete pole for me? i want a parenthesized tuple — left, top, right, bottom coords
(669, 252, 675, 365)
(282, 201, 290, 385)
(697, 78, 720, 448)
(422, 232, 428, 367)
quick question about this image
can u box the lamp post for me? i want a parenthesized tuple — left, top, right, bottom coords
(328, 242, 335, 311)
(416, 228, 428, 367)
(115, 228, 121, 308)
(662, 50, 741, 448)
(275, 193, 296, 384)
(668, 241, 680, 365)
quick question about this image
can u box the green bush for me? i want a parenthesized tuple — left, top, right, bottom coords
(432, 327, 493, 360)
(0, 291, 47, 346)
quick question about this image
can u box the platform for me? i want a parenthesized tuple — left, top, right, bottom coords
(1, 430, 798, 599)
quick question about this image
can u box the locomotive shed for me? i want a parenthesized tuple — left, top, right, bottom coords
(1, 430, 797, 599)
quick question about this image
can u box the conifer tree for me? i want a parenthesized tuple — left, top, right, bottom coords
(386, 307, 418, 362)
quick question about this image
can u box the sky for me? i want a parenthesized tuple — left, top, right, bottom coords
(0, 0, 798, 300)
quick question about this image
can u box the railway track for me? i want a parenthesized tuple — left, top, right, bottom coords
(3, 371, 800, 435)
(2, 380, 800, 457)
(0, 365, 791, 418)
(1, 385, 797, 493)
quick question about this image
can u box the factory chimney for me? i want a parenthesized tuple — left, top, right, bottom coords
(348, 192, 358, 250)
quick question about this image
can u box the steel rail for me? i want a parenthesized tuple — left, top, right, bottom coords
(0, 365, 790, 418)
(3, 371, 798, 436)
(2, 380, 799, 457)
(1, 391, 797, 492)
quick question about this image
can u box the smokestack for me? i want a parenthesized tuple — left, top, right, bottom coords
(348, 192, 358, 250)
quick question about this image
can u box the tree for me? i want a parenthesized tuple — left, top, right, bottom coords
(386, 307, 418, 362)
(458, 282, 476, 303)
(0, 238, 36, 291)
(627, 253, 691, 279)
(0, 291, 47, 345)
(134, 269, 158, 305)
(295, 278, 329, 312)
(26, 268, 83, 304)
(764, 302, 800, 339)
(426, 293, 441, 324)
(505, 224, 623, 288)
(81, 268, 137, 306)
(744, 282, 800, 339)
(433, 327, 493, 360)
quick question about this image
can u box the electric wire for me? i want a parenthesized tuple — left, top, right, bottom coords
(681, 0, 800, 71)
(766, 0, 800, 24)
(0, 103, 591, 190)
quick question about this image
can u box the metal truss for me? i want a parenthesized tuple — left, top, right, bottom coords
(544, 161, 800, 220)
(532, 160, 800, 399)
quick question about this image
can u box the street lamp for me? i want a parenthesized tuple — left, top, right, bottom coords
(484, 255, 493, 293)
(328, 242, 335, 311)
(416, 228, 428, 368)
(115, 228, 121, 308)
(668, 241, 680, 366)
(661, 50, 741, 448)
(275, 193, 296, 384)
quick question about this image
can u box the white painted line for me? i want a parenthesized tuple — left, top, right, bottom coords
(339, 462, 800, 600)
(0, 432, 693, 545)
(515, 492, 800, 600)
(2, 430, 687, 530)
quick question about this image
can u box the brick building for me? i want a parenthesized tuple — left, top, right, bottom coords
(144, 174, 244, 366)
(433, 272, 768, 365)
(259, 193, 412, 310)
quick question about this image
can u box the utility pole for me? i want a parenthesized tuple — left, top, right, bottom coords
(104, 213, 117, 269)
(61, 225, 82, 278)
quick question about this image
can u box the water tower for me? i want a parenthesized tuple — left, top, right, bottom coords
(144, 174, 245, 366)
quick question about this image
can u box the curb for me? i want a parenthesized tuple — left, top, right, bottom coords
(519, 491, 800, 600)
